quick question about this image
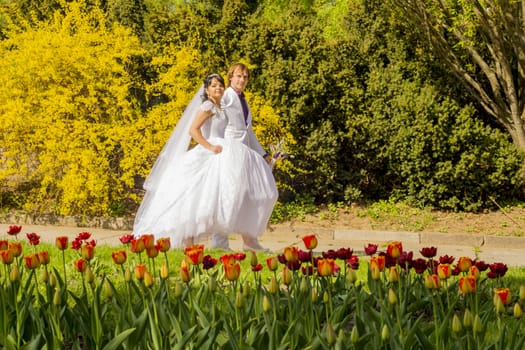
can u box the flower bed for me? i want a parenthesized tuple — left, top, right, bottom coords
(1, 226, 525, 349)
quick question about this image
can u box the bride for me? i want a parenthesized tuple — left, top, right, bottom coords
(132, 73, 278, 249)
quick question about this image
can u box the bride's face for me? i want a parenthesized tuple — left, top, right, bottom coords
(206, 78, 225, 104)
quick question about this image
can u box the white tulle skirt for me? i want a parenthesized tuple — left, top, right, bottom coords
(132, 138, 278, 248)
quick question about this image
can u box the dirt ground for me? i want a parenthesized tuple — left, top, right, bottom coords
(280, 206, 525, 237)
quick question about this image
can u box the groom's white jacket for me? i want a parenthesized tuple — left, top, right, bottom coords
(222, 87, 266, 156)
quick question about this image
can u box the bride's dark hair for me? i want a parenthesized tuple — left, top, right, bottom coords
(202, 73, 225, 101)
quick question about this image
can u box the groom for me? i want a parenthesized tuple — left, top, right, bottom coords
(211, 63, 271, 251)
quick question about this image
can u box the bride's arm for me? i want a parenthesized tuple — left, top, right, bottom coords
(189, 109, 223, 153)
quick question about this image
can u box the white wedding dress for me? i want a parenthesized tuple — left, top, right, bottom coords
(132, 100, 278, 248)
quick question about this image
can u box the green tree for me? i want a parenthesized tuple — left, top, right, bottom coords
(391, 0, 525, 152)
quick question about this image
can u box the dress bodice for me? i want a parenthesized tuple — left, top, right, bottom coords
(200, 100, 227, 140)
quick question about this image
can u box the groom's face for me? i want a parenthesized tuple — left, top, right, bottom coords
(230, 68, 249, 93)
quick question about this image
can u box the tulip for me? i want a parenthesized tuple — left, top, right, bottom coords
(73, 258, 88, 273)
(104, 280, 113, 298)
(55, 236, 69, 250)
(494, 296, 505, 313)
(146, 246, 159, 259)
(77, 231, 91, 240)
(160, 262, 169, 279)
(268, 276, 278, 294)
(26, 232, 40, 245)
(364, 243, 378, 255)
(387, 241, 402, 259)
(144, 271, 154, 288)
(381, 324, 390, 341)
(41, 268, 49, 283)
(203, 255, 218, 270)
(514, 302, 523, 318)
(266, 256, 279, 271)
(387, 266, 399, 283)
(487, 262, 508, 279)
(49, 272, 57, 287)
(457, 257, 473, 273)
(463, 309, 472, 328)
(243, 281, 250, 298)
(249, 251, 258, 267)
(85, 265, 95, 284)
(235, 291, 243, 309)
(7, 225, 22, 236)
(38, 251, 50, 265)
(473, 314, 483, 333)
(370, 255, 386, 271)
(81, 243, 95, 261)
(283, 246, 299, 263)
(179, 259, 191, 283)
(519, 285, 525, 300)
(347, 268, 358, 284)
(371, 264, 381, 280)
(437, 263, 451, 280)
(24, 253, 41, 270)
(311, 287, 318, 302)
(388, 288, 397, 304)
(119, 234, 134, 244)
(156, 238, 171, 252)
(111, 250, 127, 265)
(135, 263, 147, 280)
(0, 240, 8, 251)
(282, 266, 292, 285)
(452, 314, 462, 333)
(300, 277, 309, 294)
(174, 281, 183, 298)
(251, 263, 263, 272)
(8, 242, 22, 258)
(351, 327, 359, 344)
(262, 295, 271, 312)
(10, 265, 20, 282)
(425, 274, 439, 289)
(326, 323, 336, 345)
(130, 238, 145, 253)
(224, 261, 241, 282)
(470, 265, 480, 280)
(458, 276, 476, 294)
(494, 287, 511, 305)
(141, 234, 155, 249)
(124, 266, 132, 282)
(0, 249, 15, 265)
(317, 258, 335, 277)
(302, 234, 318, 250)
(185, 244, 204, 265)
(420, 246, 437, 258)
(323, 290, 330, 303)
(53, 288, 61, 306)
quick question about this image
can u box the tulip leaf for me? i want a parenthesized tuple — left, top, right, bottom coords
(102, 328, 136, 350)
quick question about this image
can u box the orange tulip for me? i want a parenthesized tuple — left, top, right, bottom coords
(266, 256, 279, 271)
(141, 234, 155, 249)
(317, 258, 335, 277)
(282, 266, 293, 285)
(224, 261, 241, 281)
(494, 288, 511, 305)
(302, 234, 318, 250)
(370, 255, 386, 271)
(470, 265, 480, 280)
(179, 259, 191, 283)
(387, 241, 403, 259)
(81, 243, 95, 261)
(425, 274, 439, 289)
(156, 238, 171, 252)
(24, 253, 41, 270)
(9, 242, 22, 257)
(38, 251, 50, 265)
(111, 250, 127, 265)
(457, 257, 473, 273)
(130, 238, 145, 253)
(437, 264, 452, 280)
(458, 275, 476, 294)
(185, 244, 204, 265)
(284, 246, 299, 263)
(55, 236, 69, 250)
(0, 240, 7, 251)
(0, 249, 14, 265)
(134, 263, 147, 280)
(146, 246, 159, 259)
(73, 258, 88, 273)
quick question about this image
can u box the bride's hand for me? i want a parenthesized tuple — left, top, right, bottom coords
(210, 145, 223, 154)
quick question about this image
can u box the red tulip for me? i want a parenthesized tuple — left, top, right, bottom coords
(146, 246, 159, 259)
(55, 236, 69, 250)
(420, 246, 437, 258)
(251, 263, 263, 272)
(73, 258, 88, 273)
(26, 232, 40, 246)
(24, 253, 41, 270)
(179, 259, 191, 283)
(111, 250, 127, 265)
(119, 234, 134, 244)
(203, 255, 218, 270)
(458, 275, 476, 294)
(81, 243, 95, 261)
(364, 244, 378, 255)
(470, 265, 480, 280)
(134, 263, 147, 280)
(130, 238, 145, 253)
(77, 232, 91, 240)
(302, 234, 318, 250)
(7, 225, 22, 236)
(487, 262, 508, 279)
(266, 256, 279, 271)
(494, 288, 511, 305)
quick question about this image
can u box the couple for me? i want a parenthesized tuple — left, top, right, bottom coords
(132, 63, 278, 252)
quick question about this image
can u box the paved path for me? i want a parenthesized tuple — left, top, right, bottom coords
(1, 222, 524, 267)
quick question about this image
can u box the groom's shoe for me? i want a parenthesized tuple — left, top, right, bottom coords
(211, 234, 232, 251)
